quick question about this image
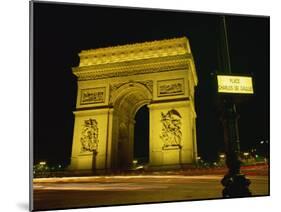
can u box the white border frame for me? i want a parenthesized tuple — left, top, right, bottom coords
(1, 1, 278, 212)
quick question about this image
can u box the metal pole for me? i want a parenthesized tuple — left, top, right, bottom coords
(219, 16, 251, 197)
(222, 16, 232, 74)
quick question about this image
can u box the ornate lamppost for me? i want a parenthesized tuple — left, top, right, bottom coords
(218, 16, 252, 197)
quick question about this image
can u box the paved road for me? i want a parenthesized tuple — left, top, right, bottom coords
(33, 174, 268, 210)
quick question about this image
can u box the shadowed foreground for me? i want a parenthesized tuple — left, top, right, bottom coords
(33, 173, 268, 211)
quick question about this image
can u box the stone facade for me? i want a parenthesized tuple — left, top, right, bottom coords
(70, 37, 198, 170)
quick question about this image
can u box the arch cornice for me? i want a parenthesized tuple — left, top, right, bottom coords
(72, 37, 196, 81)
(78, 37, 191, 67)
(72, 55, 192, 81)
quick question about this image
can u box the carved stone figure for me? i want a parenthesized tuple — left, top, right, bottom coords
(160, 109, 182, 149)
(80, 118, 99, 152)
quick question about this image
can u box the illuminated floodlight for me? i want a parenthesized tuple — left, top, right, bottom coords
(39, 161, 46, 165)
(243, 152, 249, 156)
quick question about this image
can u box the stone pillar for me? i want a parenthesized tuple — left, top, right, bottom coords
(192, 118, 198, 163)
(148, 100, 196, 167)
(105, 108, 114, 169)
(128, 118, 136, 167)
(69, 108, 112, 171)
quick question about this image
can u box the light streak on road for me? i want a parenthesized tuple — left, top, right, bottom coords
(33, 182, 169, 191)
(33, 175, 224, 183)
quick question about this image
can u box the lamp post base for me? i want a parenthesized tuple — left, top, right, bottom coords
(221, 173, 252, 197)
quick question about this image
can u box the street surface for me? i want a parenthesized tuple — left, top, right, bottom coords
(33, 172, 268, 210)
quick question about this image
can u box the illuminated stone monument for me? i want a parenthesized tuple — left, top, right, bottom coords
(70, 37, 198, 170)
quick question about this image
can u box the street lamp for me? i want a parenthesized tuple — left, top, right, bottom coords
(217, 16, 252, 197)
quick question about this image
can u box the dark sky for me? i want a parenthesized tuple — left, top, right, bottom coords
(33, 2, 269, 165)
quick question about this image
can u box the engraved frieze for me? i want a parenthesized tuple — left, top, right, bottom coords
(80, 87, 106, 105)
(157, 78, 184, 97)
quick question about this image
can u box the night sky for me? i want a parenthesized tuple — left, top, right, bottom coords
(33, 2, 269, 165)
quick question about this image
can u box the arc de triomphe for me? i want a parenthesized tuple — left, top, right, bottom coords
(70, 37, 198, 171)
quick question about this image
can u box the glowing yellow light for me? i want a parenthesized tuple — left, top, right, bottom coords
(219, 154, 225, 158)
(217, 75, 254, 94)
(39, 161, 46, 165)
(243, 152, 249, 156)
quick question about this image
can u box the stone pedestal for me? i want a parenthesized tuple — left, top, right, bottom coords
(162, 147, 181, 165)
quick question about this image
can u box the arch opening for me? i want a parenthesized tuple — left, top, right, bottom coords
(134, 105, 149, 165)
(111, 83, 152, 169)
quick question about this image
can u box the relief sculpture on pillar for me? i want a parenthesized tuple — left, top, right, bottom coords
(80, 118, 99, 153)
(160, 109, 182, 149)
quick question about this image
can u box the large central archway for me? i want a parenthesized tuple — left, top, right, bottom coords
(70, 37, 198, 171)
(111, 82, 152, 169)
